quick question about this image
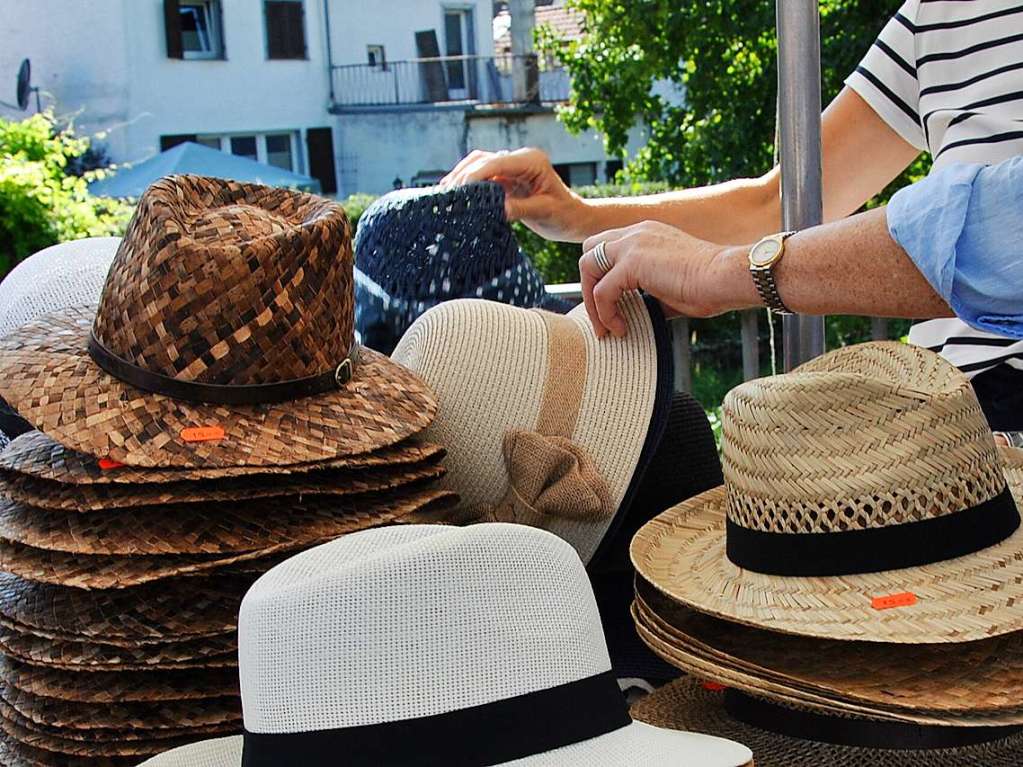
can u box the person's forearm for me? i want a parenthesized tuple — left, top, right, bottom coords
(578, 170, 782, 245)
(709, 206, 954, 318)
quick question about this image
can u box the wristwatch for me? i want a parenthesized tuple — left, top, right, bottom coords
(748, 231, 796, 314)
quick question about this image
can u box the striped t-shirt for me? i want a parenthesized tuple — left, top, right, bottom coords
(846, 0, 1023, 380)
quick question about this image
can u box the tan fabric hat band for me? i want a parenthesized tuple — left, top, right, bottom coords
(535, 311, 587, 439)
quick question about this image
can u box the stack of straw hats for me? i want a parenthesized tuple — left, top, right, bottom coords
(0, 176, 453, 765)
(629, 342, 1023, 765)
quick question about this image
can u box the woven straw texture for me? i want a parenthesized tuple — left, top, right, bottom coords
(392, 294, 661, 563)
(137, 524, 752, 767)
(354, 182, 552, 354)
(0, 176, 440, 468)
(632, 342, 1023, 643)
(633, 580, 1023, 720)
(631, 606, 1023, 726)
(0, 631, 236, 670)
(631, 677, 1023, 767)
(0, 573, 248, 643)
(0, 430, 444, 484)
(0, 485, 452, 555)
(0, 734, 138, 767)
(0, 238, 117, 341)
(1, 658, 238, 703)
(0, 460, 444, 511)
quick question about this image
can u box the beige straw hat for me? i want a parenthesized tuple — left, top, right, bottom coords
(631, 580, 1023, 724)
(632, 342, 1023, 643)
(631, 677, 1023, 767)
(0, 176, 437, 468)
(392, 292, 672, 562)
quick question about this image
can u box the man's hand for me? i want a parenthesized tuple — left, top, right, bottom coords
(579, 221, 757, 338)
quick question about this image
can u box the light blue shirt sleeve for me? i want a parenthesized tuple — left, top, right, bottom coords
(887, 155, 1023, 339)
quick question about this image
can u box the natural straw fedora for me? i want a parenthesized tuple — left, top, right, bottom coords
(0, 176, 437, 468)
(392, 291, 673, 563)
(138, 524, 753, 767)
(632, 342, 1023, 643)
(631, 677, 1023, 767)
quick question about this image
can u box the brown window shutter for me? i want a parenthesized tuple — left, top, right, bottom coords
(164, 0, 184, 59)
(266, 1, 306, 59)
(306, 128, 337, 195)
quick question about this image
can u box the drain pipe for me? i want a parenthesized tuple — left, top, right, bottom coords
(323, 0, 335, 104)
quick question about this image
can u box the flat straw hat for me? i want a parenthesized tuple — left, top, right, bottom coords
(0, 430, 445, 484)
(0, 176, 437, 468)
(631, 580, 1023, 724)
(139, 524, 753, 767)
(631, 677, 1023, 767)
(393, 292, 673, 563)
(354, 182, 563, 354)
(632, 341, 1023, 643)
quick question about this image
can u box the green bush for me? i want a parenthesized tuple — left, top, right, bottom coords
(0, 112, 131, 279)
(338, 193, 378, 233)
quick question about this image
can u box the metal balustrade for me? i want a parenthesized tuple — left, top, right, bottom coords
(331, 54, 570, 108)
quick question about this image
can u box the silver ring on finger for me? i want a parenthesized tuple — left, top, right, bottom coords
(593, 240, 613, 276)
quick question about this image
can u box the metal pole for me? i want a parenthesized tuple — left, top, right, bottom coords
(776, 0, 825, 370)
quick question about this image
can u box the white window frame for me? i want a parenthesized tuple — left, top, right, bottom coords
(196, 132, 301, 174)
(180, 0, 224, 60)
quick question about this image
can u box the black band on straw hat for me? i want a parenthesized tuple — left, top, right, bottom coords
(726, 485, 1020, 577)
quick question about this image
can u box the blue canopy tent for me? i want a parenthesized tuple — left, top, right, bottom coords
(89, 141, 321, 199)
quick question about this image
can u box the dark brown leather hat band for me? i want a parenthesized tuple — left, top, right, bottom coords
(87, 335, 360, 406)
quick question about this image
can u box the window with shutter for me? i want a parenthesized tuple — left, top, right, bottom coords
(265, 0, 306, 60)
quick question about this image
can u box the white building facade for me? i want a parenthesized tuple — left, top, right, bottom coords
(0, 0, 642, 196)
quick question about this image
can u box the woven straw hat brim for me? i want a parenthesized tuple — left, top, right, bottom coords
(0, 614, 232, 648)
(136, 722, 756, 767)
(631, 447, 1023, 643)
(0, 430, 445, 485)
(0, 734, 139, 767)
(0, 658, 239, 704)
(392, 293, 661, 563)
(1, 683, 239, 731)
(0, 573, 250, 643)
(633, 581, 1023, 715)
(0, 460, 445, 511)
(631, 678, 1023, 767)
(0, 629, 237, 670)
(632, 609, 1023, 726)
(0, 486, 456, 556)
(0, 698, 238, 757)
(0, 307, 437, 468)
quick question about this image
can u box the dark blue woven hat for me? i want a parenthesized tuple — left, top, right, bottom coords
(354, 182, 567, 354)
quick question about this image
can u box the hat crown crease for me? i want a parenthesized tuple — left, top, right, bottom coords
(92, 175, 355, 388)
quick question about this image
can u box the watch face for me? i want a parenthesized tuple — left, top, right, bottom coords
(750, 239, 782, 267)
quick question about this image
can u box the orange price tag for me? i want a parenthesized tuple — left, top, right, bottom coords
(701, 681, 727, 692)
(98, 458, 125, 470)
(180, 426, 226, 443)
(871, 592, 917, 611)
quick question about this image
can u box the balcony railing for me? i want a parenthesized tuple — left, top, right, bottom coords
(331, 54, 571, 109)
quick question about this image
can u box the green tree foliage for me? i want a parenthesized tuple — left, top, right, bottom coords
(539, 0, 922, 186)
(0, 112, 131, 278)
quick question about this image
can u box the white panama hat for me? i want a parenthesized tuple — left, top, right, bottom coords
(138, 524, 753, 767)
(0, 237, 119, 339)
(392, 292, 673, 564)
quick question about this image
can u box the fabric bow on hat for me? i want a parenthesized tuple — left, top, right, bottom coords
(460, 430, 614, 529)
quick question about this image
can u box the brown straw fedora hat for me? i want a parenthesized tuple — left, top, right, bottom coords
(631, 580, 1023, 724)
(0, 176, 436, 468)
(631, 678, 1023, 767)
(632, 342, 1023, 643)
(0, 431, 445, 485)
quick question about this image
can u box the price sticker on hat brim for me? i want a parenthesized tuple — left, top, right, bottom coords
(180, 426, 226, 443)
(98, 458, 125, 470)
(871, 592, 917, 611)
